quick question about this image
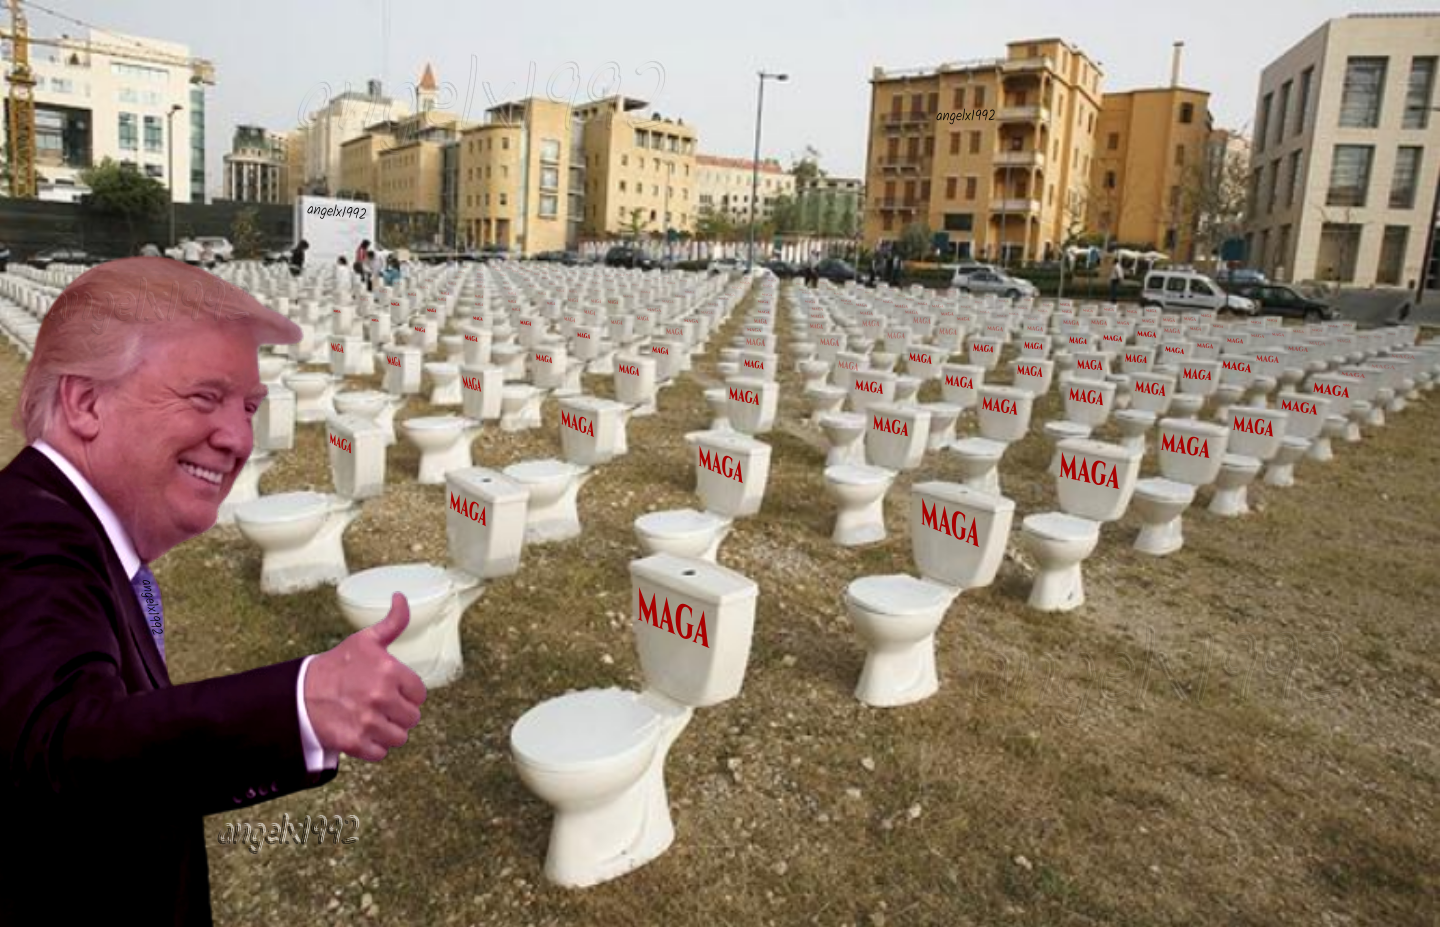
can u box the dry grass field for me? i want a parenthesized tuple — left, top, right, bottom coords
(2, 280, 1437, 927)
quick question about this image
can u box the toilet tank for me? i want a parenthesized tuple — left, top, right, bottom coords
(446, 467, 529, 579)
(1128, 373, 1175, 414)
(460, 364, 504, 422)
(1156, 418, 1229, 485)
(1219, 355, 1257, 386)
(910, 481, 1015, 590)
(1177, 360, 1220, 396)
(558, 395, 620, 467)
(693, 431, 773, 518)
(976, 386, 1034, 443)
(1054, 439, 1142, 522)
(613, 354, 657, 406)
(630, 553, 760, 707)
(1070, 351, 1109, 378)
(1012, 357, 1054, 397)
(848, 369, 896, 413)
(328, 414, 387, 500)
(940, 364, 983, 408)
(1225, 406, 1287, 461)
(864, 403, 931, 471)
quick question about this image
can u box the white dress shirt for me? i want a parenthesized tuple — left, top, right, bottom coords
(31, 441, 338, 773)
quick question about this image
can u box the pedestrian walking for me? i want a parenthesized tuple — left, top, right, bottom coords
(1109, 261, 1124, 303)
(288, 239, 308, 278)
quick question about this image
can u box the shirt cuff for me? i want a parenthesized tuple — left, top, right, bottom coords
(297, 655, 340, 772)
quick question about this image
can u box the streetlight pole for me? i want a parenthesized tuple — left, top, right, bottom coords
(747, 70, 788, 271)
(166, 104, 183, 247)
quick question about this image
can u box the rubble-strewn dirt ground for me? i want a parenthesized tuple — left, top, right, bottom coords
(1, 281, 1436, 927)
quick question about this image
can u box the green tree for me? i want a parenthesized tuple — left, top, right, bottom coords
(621, 207, 648, 242)
(770, 194, 800, 236)
(80, 158, 168, 250)
(791, 146, 825, 186)
(898, 221, 933, 261)
(693, 206, 732, 242)
(230, 207, 265, 260)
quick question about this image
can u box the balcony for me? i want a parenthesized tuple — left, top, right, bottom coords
(882, 111, 933, 128)
(876, 198, 921, 211)
(1002, 56, 1052, 74)
(878, 157, 927, 173)
(993, 150, 1045, 169)
(998, 106, 1050, 123)
(991, 198, 1040, 214)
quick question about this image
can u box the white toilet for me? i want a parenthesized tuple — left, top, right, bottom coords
(510, 553, 760, 887)
(503, 458, 594, 544)
(559, 395, 629, 465)
(634, 431, 773, 562)
(336, 467, 528, 687)
(1019, 439, 1142, 612)
(1209, 406, 1286, 517)
(817, 411, 868, 467)
(333, 390, 407, 446)
(1112, 372, 1175, 453)
(232, 415, 387, 594)
(948, 386, 1034, 495)
(724, 377, 779, 435)
(401, 415, 484, 486)
(283, 371, 338, 423)
(424, 362, 464, 407)
(500, 384, 544, 432)
(216, 451, 276, 526)
(1273, 392, 1333, 474)
(823, 403, 931, 546)
(844, 482, 1014, 707)
(1130, 418, 1230, 556)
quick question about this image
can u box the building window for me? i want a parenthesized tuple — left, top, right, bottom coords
(1275, 81, 1291, 147)
(1296, 67, 1313, 136)
(949, 132, 960, 156)
(1179, 102, 1194, 124)
(118, 113, 138, 150)
(634, 129, 647, 148)
(1287, 150, 1302, 208)
(540, 166, 559, 190)
(540, 138, 561, 163)
(927, 92, 938, 114)
(144, 164, 163, 179)
(1377, 226, 1408, 285)
(1326, 145, 1374, 207)
(1389, 146, 1422, 209)
(1339, 57, 1387, 128)
(1107, 132, 1119, 151)
(1403, 57, 1436, 129)
(1274, 225, 1291, 277)
(1104, 170, 1116, 189)
(619, 180, 627, 193)
(965, 177, 977, 200)
(1256, 93, 1272, 152)
(969, 132, 980, 155)
(1266, 161, 1279, 214)
(945, 177, 957, 199)
(953, 87, 965, 109)
(1318, 223, 1362, 281)
(143, 116, 162, 153)
(974, 86, 985, 108)
(1174, 145, 1185, 167)
(943, 213, 973, 232)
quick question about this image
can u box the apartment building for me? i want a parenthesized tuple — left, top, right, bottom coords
(796, 176, 864, 237)
(574, 96, 698, 239)
(295, 78, 409, 196)
(695, 155, 794, 225)
(456, 97, 573, 254)
(1088, 86, 1213, 259)
(1245, 13, 1440, 286)
(222, 125, 289, 204)
(864, 38, 1103, 262)
(0, 28, 213, 202)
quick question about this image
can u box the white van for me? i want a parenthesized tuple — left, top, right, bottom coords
(1141, 269, 1256, 315)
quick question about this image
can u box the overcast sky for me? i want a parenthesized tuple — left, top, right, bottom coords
(31, 0, 1430, 196)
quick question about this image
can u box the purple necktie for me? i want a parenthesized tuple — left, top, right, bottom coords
(130, 565, 166, 666)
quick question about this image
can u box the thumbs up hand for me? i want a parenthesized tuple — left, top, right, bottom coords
(305, 593, 428, 762)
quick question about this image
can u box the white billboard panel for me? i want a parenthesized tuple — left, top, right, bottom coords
(294, 196, 377, 268)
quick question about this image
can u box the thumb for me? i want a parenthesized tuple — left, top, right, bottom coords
(367, 592, 411, 649)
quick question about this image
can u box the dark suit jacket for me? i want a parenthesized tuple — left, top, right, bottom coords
(0, 446, 340, 925)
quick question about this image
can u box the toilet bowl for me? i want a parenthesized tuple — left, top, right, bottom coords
(824, 404, 930, 546)
(402, 415, 483, 485)
(704, 387, 732, 431)
(1208, 407, 1286, 517)
(805, 385, 848, 422)
(845, 482, 1014, 707)
(503, 459, 593, 543)
(921, 402, 961, 451)
(1131, 418, 1229, 556)
(216, 452, 276, 525)
(818, 411, 867, 467)
(633, 509, 732, 562)
(333, 390, 407, 446)
(1042, 421, 1092, 474)
(234, 491, 361, 593)
(510, 554, 760, 887)
(1020, 439, 1142, 612)
(425, 362, 464, 406)
(337, 563, 483, 688)
(948, 386, 1033, 496)
(283, 371, 338, 423)
(1264, 437, 1309, 487)
(634, 429, 772, 560)
(500, 384, 544, 432)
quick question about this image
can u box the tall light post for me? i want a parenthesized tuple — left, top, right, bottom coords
(747, 70, 788, 270)
(165, 103, 183, 247)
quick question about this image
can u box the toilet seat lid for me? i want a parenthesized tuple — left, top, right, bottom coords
(635, 508, 729, 538)
(846, 574, 955, 616)
(505, 459, 581, 482)
(403, 415, 466, 430)
(511, 688, 660, 772)
(950, 437, 1006, 458)
(1135, 477, 1196, 502)
(817, 412, 866, 429)
(234, 491, 331, 524)
(825, 464, 893, 486)
(337, 563, 452, 611)
(1022, 512, 1099, 543)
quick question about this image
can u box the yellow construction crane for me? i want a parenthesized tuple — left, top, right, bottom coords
(3, 0, 216, 198)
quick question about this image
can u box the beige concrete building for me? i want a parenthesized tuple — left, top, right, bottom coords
(1088, 86, 1213, 259)
(1246, 13, 1440, 286)
(574, 96, 698, 239)
(339, 127, 394, 199)
(695, 155, 794, 225)
(283, 130, 306, 203)
(863, 38, 1103, 262)
(295, 77, 410, 195)
(456, 97, 574, 254)
(222, 125, 288, 204)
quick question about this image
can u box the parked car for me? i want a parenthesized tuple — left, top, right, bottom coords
(949, 261, 999, 286)
(0, 241, 9, 273)
(954, 268, 1038, 299)
(29, 246, 100, 269)
(1219, 267, 1267, 286)
(605, 246, 657, 270)
(262, 249, 290, 265)
(813, 258, 858, 283)
(1227, 282, 1337, 322)
(707, 257, 742, 276)
(762, 259, 802, 279)
(1141, 269, 1256, 314)
(478, 244, 512, 262)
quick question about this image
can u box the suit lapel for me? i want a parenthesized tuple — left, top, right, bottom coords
(11, 447, 171, 689)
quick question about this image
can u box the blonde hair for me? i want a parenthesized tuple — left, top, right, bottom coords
(14, 257, 302, 443)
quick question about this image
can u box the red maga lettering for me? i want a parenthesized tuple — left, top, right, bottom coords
(981, 396, 1017, 415)
(328, 433, 352, 454)
(697, 448, 744, 483)
(636, 590, 709, 648)
(1068, 387, 1104, 405)
(448, 492, 487, 526)
(619, 363, 640, 376)
(1059, 454, 1119, 489)
(1231, 415, 1273, 437)
(920, 500, 978, 546)
(1160, 434, 1210, 457)
(560, 411, 594, 436)
(728, 387, 760, 406)
(871, 415, 909, 437)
